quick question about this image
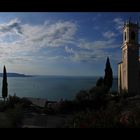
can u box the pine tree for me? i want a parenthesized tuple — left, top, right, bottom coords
(2, 66, 8, 102)
(104, 57, 113, 92)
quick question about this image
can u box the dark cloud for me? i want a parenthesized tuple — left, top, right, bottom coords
(0, 18, 23, 35)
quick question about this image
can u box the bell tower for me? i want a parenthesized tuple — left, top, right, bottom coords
(121, 20, 140, 94)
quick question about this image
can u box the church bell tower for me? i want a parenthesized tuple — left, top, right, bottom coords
(119, 20, 140, 94)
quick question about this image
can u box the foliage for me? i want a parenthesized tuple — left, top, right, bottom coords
(7, 94, 32, 108)
(75, 90, 89, 102)
(64, 98, 123, 128)
(64, 93, 140, 128)
(2, 66, 8, 102)
(75, 85, 106, 110)
(7, 94, 21, 108)
(45, 85, 111, 114)
(44, 83, 110, 114)
(89, 86, 107, 99)
(96, 77, 104, 87)
(58, 100, 77, 114)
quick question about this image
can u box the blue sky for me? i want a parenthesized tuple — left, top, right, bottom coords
(0, 12, 139, 76)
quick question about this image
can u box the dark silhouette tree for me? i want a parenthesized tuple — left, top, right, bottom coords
(2, 66, 8, 102)
(103, 57, 113, 92)
(96, 77, 104, 87)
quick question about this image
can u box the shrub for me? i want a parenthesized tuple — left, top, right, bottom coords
(20, 98, 32, 108)
(7, 95, 32, 109)
(74, 86, 109, 110)
(65, 102, 123, 128)
(57, 100, 77, 114)
(75, 90, 89, 102)
(7, 94, 21, 108)
(96, 77, 104, 87)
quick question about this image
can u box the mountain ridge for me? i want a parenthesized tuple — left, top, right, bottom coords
(0, 73, 32, 77)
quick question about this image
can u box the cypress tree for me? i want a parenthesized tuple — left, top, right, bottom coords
(104, 57, 113, 92)
(2, 66, 8, 102)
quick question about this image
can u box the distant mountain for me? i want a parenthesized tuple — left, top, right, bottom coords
(0, 73, 33, 77)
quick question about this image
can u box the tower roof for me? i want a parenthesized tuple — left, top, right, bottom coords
(124, 19, 139, 29)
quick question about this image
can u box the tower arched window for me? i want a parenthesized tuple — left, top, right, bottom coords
(124, 32, 126, 41)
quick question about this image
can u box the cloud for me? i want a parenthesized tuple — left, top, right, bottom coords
(77, 38, 118, 50)
(113, 18, 124, 31)
(72, 50, 105, 62)
(103, 31, 116, 39)
(21, 20, 77, 48)
(0, 19, 78, 64)
(0, 18, 120, 65)
(65, 46, 75, 54)
(0, 18, 22, 36)
(65, 39, 119, 63)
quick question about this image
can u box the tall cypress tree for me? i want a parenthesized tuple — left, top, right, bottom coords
(2, 66, 8, 102)
(104, 57, 113, 92)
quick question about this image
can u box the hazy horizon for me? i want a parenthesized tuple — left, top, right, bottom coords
(0, 12, 139, 76)
(1, 72, 118, 78)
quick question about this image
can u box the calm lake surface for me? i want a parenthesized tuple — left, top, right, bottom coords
(0, 76, 118, 101)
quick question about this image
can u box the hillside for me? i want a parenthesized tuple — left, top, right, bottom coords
(0, 73, 32, 77)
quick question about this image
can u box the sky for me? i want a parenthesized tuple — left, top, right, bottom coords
(0, 12, 139, 76)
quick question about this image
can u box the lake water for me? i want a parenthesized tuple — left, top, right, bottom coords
(0, 76, 118, 101)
